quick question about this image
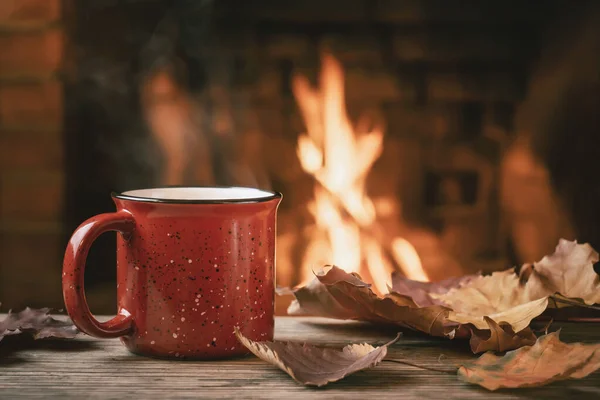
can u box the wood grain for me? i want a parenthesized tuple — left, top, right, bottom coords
(0, 316, 599, 399)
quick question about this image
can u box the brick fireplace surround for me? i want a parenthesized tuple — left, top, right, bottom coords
(1, 0, 64, 308)
(1, 0, 590, 311)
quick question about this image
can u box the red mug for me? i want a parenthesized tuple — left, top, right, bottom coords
(63, 187, 281, 359)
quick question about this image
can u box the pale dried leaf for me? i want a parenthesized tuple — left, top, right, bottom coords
(448, 297, 549, 332)
(433, 239, 600, 334)
(287, 240, 600, 355)
(235, 327, 400, 386)
(433, 270, 527, 315)
(524, 239, 600, 305)
(458, 331, 600, 390)
(427, 270, 546, 339)
(438, 240, 600, 316)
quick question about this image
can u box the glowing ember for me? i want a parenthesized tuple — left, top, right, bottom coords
(293, 53, 429, 292)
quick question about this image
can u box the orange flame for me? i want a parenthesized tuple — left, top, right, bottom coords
(293, 53, 429, 292)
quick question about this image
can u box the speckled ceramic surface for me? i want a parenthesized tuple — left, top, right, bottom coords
(63, 187, 281, 359)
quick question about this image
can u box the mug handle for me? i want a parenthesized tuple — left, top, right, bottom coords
(63, 210, 135, 338)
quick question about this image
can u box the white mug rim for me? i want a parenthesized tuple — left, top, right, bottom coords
(113, 186, 281, 204)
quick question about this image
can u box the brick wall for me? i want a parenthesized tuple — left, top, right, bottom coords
(0, 0, 64, 309)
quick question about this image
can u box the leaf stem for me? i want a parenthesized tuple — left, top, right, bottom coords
(384, 359, 457, 374)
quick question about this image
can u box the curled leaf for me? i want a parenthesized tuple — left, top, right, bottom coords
(432, 240, 600, 341)
(286, 269, 360, 319)
(235, 327, 401, 386)
(286, 266, 535, 352)
(285, 239, 600, 354)
(458, 331, 600, 390)
(437, 240, 600, 316)
(288, 266, 454, 337)
(0, 308, 78, 341)
(467, 317, 537, 354)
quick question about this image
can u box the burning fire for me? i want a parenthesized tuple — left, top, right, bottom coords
(293, 53, 429, 292)
(145, 55, 431, 293)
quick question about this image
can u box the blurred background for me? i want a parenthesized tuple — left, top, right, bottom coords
(1, 0, 599, 313)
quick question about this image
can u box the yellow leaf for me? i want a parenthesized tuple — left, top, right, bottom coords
(448, 297, 549, 332)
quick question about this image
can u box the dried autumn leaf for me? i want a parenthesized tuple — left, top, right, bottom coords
(438, 240, 600, 313)
(287, 239, 600, 354)
(287, 267, 544, 352)
(0, 307, 78, 341)
(458, 331, 600, 390)
(287, 266, 543, 353)
(286, 268, 363, 319)
(433, 239, 600, 334)
(432, 270, 527, 316)
(524, 239, 600, 305)
(235, 327, 401, 386)
(448, 297, 549, 333)
(467, 317, 537, 354)
(288, 266, 454, 337)
(390, 272, 479, 307)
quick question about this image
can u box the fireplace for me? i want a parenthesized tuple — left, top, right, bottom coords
(2, 0, 599, 311)
(64, 0, 545, 310)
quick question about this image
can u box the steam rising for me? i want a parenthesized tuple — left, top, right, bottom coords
(74, 0, 269, 192)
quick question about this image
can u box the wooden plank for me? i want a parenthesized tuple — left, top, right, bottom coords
(0, 316, 599, 399)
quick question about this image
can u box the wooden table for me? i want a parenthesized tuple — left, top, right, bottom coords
(1, 316, 599, 399)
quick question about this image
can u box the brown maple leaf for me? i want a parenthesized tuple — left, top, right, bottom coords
(431, 240, 600, 341)
(235, 327, 401, 386)
(287, 266, 539, 353)
(286, 239, 600, 354)
(437, 240, 600, 316)
(287, 266, 454, 337)
(0, 308, 78, 341)
(458, 331, 600, 390)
